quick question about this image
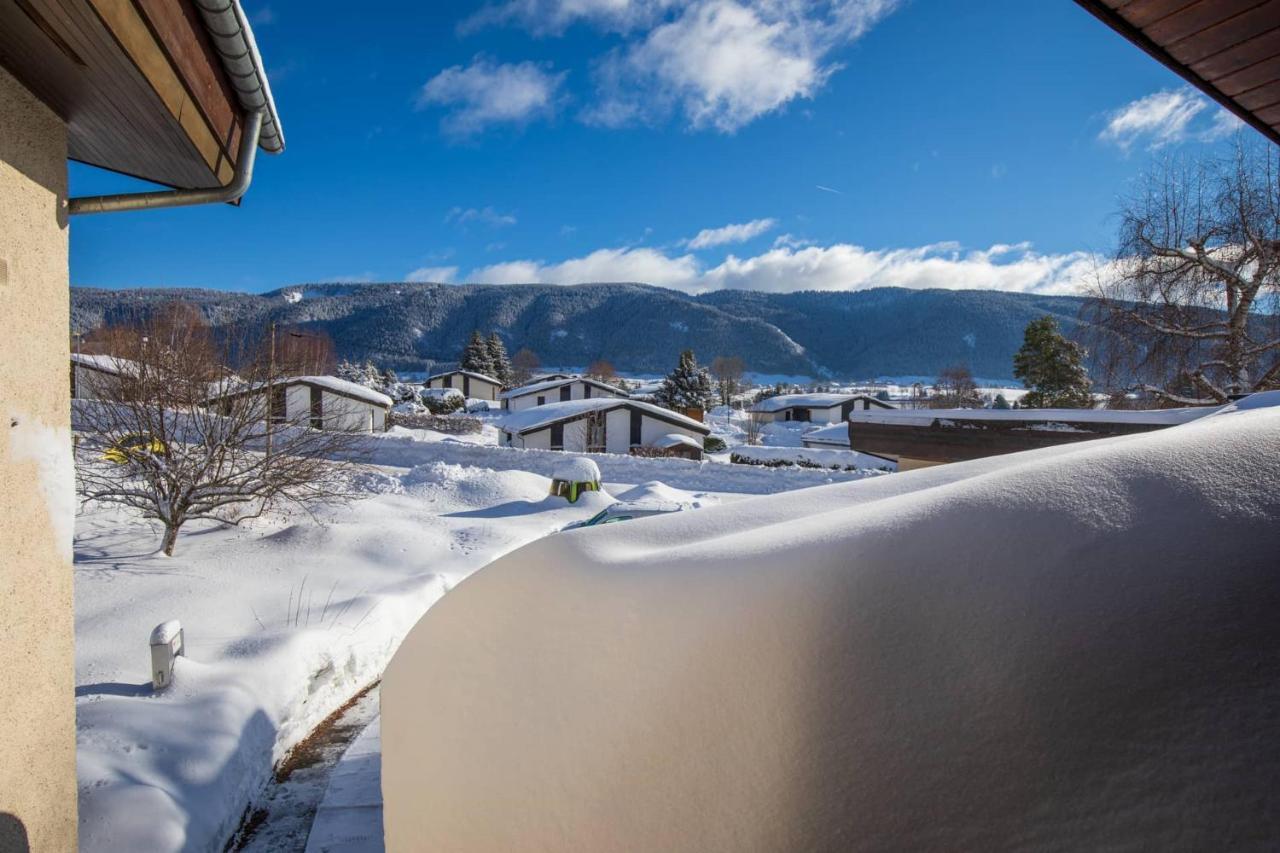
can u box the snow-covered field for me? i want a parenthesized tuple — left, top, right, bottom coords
(74, 419, 868, 851)
(74, 456, 668, 851)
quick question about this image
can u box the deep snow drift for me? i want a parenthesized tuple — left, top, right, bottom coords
(383, 405, 1280, 851)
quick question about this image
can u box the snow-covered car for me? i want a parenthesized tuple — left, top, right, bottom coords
(580, 500, 686, 527)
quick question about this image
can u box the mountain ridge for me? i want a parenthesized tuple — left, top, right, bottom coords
(70, 282, 1092, 381)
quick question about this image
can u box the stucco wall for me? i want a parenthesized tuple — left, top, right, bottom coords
(0, 66, 77, 852)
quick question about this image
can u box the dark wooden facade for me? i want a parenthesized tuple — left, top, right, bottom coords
(0, 0, 248, 188)
(848, 416, 1178, 465)
(1076, 0, 1280, 146)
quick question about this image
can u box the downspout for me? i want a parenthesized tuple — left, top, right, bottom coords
(67, 110, 263, 215)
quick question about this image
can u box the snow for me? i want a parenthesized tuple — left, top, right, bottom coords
(419, 387, 463, 401)
(425, 369, 501, 386)
(497, 398, 707, 435)
(73, 461, 614, 851)
(382, 405, 1280, 850)
(653, 432, 701, 450)
(499, 376, 627, 401)
(799, 422, 849, 447)
(291, 376, 393, 408)
(749, 392, 886, 413)
(71, 352, 139, 377)
(303, 711, 384, 853)
(283, 290, 303, 304)
(148, 620, 183, 646)
(552, 456, 601, 483)
(730, 444, 896, 472)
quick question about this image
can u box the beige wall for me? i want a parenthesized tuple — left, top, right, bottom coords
(0, 67, 77, 851)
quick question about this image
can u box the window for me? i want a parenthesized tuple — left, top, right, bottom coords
(270, 386, 287, 424)
(630, 409, 642, 446)
(560, 386, 571, 402)
(550, 423, 564, 450)
(537, 395, 546, 406)
(310, 386, 323, 430)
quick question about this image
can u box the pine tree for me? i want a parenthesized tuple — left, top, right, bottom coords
(993, 393, 1011, 410)
(655, 349, 715, 411)
(460, 330, 494, 377)
(486, 332, 512, 385)
(1013, 316, 1093, 408)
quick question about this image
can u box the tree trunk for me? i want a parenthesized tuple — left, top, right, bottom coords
(161, 521, 180, 557)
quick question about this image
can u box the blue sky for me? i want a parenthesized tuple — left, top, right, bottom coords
(69, 0, 1246, 296)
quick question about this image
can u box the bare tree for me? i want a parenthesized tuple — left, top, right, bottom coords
(710, 355, 746, 407)
(929, 364, 982, 409)
(1086, 137, 1280, 404)
(586, 359, 616, 382)
(511, 348, 541, 386)
(75, 311, 360, 556)
(273, 326, 337, 375)
(743, 409, 765, 446)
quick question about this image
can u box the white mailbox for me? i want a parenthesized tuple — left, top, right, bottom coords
(150, 620, 184, 690)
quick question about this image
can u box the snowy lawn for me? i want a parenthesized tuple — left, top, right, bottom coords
(73, 460, 626, 851)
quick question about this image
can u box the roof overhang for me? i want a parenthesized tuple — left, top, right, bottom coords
(0, 0, 283, 190)
(1074, 0, 1280, 146)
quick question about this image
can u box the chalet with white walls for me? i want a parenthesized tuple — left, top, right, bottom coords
(498, 398, 709, 458)
(208, 376, 391, 433)
(501, 376, 628, 412)
(749, 392, 896, 424)
(425, 370, 503, 402)
(70, 353, 138, 400)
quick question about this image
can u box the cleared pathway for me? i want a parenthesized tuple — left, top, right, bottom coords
(304, 714, 385, 852)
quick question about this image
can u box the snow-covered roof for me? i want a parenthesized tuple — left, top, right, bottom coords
(501, 376, 629, 401)
(551, 456, 601, 483)
(498, 398, 709, 435)
(653, 433, 702, 450)
(426, 369, 502, 386)
(749, 393, 891, 414)
(421, 387, 463, 399)
(71, 352, 139, 376)
(207, 375, 393, 408)
(845, 404, 1216, 428)
(800, 422, 850, 447)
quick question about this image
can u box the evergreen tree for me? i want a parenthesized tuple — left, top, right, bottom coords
(655, 349, 715, 411)
(336, 359, 383, 390)
(1013, 316, 1093, 408)
(993, 393, 1011, 410)
(460, 330, 495, 377)
(486, 332, 512, 385)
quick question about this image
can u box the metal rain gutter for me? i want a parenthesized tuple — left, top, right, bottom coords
(68, 109, 263, 215)
(193, 0, 285, 153)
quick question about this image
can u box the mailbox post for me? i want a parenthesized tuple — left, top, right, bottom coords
(150, 620, 184, 690)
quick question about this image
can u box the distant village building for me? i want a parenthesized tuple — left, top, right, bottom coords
(70, 353, 138, 400)
(208, 377, 391, 433)
(498, 398, 709, 458)
(749, 393, 896, 424)
(501, 377, 629, 412)
(425, 370, 503, 402)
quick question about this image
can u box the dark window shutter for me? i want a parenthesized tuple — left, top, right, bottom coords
(584, 384, 591, 399)
(550, 423, 564, 449)
(630, 408, 642, 446)
(464, 376, 471, 397)
(560, 385, 571, 402)
(310, 386, 323, 429)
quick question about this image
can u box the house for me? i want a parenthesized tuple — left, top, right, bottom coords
(498, 398, 710, 457)
(501, 376, 629, 412)
(748, 393, 896, 424)
(844, 403, 1229, 469)
(70, 353, 139, 400)
(208, 377, 391, 433)
(425, 370, 503, 402)
(0, 0, 282, 843)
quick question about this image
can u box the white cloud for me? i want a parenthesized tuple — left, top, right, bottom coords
(406, 266, 459, 283)
(462, 0, 677, 35)
(456, 239, 1099, 295)
(471, 0, 896, 133)
(815, 184, 842, 194)
(684, 217, 776, 248)
(1099, 88, 1241, 151)
(469, 246, 700, 286)
(445, 205, 518, 227)
(418, 57, 567, 137)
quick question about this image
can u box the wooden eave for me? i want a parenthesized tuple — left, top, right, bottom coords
(1076, 0, 1280, 146)
(0, 0, 247, 188)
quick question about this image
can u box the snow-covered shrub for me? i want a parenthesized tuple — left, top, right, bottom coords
(703, 436, 727, 453)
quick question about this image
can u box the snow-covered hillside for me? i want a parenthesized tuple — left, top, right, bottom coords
(382, 403, 1280, 850)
